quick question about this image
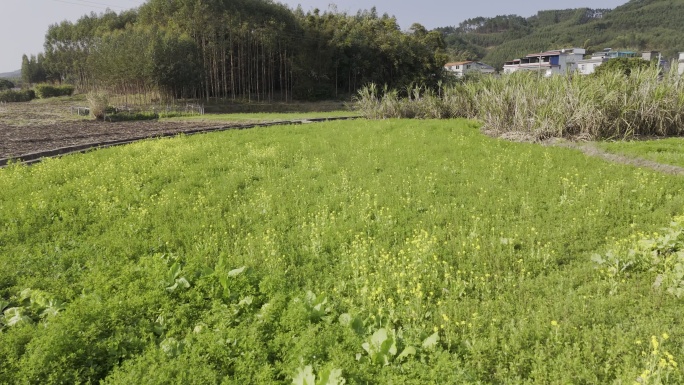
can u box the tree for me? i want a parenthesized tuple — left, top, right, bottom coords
(593, 57, 653, 77)
(0, 79, 14, 90)
(21, 54, 46, 85)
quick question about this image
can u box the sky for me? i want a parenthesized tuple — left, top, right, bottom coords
(0, 0, 628, 73)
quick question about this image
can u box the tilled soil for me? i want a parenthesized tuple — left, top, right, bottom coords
(0, 101, 226, 159)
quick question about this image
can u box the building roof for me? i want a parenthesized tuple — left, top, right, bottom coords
(526, 50, 561, 58)
(504, 63, 557, 68)
(444, 61, 474, 66)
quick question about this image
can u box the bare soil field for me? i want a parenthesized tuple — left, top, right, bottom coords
(0, 100, 224, 159)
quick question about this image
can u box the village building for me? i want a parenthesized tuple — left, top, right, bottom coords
(444, 61, 496, 78)
(502, 48, 585, 77)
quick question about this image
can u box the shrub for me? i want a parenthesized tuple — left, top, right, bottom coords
(34, 84, 75, 99)
(593, 57, 654, 77)
(87, 92, 110, 120)
(106, 111, 159, 122)
(0, 89, 35, 103)
(0, 79, 15, 91)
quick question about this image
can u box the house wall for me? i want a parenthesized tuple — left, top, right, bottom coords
(578, 60, 603, 75)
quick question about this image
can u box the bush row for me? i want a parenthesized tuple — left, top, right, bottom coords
(0, 89, 35, 103)
(34, 84, 75, 99)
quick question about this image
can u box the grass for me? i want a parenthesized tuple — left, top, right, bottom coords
(1, 119, 684, 384)
(597, 137, 684, 168)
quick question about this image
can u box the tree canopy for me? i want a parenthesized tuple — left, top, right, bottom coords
(32, 1, 448, 101)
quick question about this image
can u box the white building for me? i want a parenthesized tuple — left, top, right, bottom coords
(444, 61, 496, 78)
(503, 48, 586, 77)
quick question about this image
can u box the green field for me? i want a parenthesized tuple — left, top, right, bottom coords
(598, 138, 684, 169)
(1, 119, 683, 384)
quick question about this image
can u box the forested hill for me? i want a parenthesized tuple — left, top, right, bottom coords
(29, 0, 447, 101)
(438, 0, 684, 69)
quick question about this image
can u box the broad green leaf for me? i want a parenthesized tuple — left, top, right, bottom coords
(169, 262, 182, 280)
(317, 367, 345, 385)
(4, 307, 31, 327)
(176, 277, 190, 289)
(228, 266, 246, 277)
(338, 313, 352, 326)
(0, 299, 9, 312)
(422, 332, 440, 350)
(160, 337, 185, 358)
(292, 365, 315, 385)
(380, 334, 397, 357)
(361, 342, 371, 355)
(397, 346, 416, 361)
(30, 291, 51, 309)
(370, 328, 389, 351)
(40, 299, 66, 319)
(165, 282, 179, 292)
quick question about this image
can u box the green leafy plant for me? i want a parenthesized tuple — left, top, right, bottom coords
(164, 261, 190, 293)
(159, 337, 186, 358)
(303, 291, 330, 323)
(292, 365, 345, 385)
(360, 328, 419, 366)
(2, 307, 31, 327)
(642, 218, 684, 298)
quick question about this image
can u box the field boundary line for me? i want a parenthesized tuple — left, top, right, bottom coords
(548, 141, 684, 176)
(0, 116, 358, 168)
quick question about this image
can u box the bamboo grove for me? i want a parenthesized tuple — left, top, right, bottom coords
(37, 0, 448, 101)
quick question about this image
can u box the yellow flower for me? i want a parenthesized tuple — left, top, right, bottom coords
(551, 320, 558, 327)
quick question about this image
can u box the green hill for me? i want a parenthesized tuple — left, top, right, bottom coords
(438, 0, 684, 69)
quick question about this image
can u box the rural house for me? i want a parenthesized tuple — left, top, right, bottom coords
(503, 48, 585, 77)
(444, 61, 496, 78)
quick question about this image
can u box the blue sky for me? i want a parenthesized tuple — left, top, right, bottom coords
(0, 0, 628, 73)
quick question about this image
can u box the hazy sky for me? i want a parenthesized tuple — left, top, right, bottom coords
(0, 0, 628, 73)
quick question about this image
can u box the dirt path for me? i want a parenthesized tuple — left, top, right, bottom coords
(548, 140, 684, 176)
